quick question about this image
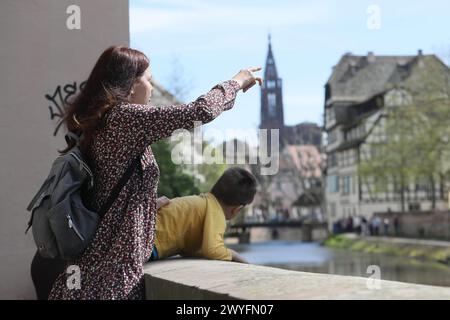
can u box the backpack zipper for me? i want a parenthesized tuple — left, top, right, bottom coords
(66, 213, 85, 241)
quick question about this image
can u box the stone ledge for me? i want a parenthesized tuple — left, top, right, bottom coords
(143, 258, 450, 300)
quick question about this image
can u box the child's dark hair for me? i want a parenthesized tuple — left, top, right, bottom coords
(210, 167, 257, 206)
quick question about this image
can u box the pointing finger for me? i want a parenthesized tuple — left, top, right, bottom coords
(248, 67, 262, 72)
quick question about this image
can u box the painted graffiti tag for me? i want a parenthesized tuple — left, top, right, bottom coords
(46, 81, 86, 136)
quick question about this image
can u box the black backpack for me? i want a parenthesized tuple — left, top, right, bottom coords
(25, 131, 141, 260)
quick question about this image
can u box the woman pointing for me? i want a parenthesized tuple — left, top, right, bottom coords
(47, 46, 262, 300)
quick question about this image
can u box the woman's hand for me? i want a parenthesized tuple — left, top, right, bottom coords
(156, 196, 171, 210)
(232, 67, 263, 93)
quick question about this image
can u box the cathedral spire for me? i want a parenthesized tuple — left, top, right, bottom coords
(260, 33, 284, 133)
(265, 33, 278, 79)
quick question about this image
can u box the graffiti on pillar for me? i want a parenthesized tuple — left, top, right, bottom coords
(46, 81, 86, 136)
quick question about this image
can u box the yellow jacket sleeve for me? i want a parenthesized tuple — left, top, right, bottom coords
(200, 209, 232, 261)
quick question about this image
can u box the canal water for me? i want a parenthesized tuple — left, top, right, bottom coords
(228, 241, 450, 287)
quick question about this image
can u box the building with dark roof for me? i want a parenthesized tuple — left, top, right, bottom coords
(324, 51, 450, 225)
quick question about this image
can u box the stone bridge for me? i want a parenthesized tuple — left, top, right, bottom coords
(226, 221, 329, 243)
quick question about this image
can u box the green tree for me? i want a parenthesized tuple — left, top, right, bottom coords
(191, 140, 229, 193)
(152, 139, 200, 198)
(406, 61, 450, 209)
(358, 103, 418, 212)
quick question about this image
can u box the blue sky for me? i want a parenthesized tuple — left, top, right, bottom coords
(130, 0, 450, 142)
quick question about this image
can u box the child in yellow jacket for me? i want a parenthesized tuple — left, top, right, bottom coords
(151, 167, 257, 263)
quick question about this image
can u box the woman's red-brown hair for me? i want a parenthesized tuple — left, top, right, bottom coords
(57, 45, 150, 155)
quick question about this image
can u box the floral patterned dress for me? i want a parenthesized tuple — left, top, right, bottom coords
(48, 80, 241, 300)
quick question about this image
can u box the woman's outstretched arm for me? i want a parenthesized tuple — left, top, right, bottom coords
(110, 68, 262, 152)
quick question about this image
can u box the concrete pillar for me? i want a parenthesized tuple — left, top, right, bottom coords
(0, 0, 129, 299)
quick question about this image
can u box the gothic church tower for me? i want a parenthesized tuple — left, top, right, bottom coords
(260, 34, 284, 134)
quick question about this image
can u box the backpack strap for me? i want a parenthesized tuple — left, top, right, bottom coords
(65, 131, 84, 146)
(97, 155, 141, 219)
(65, 130, 141, 219)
